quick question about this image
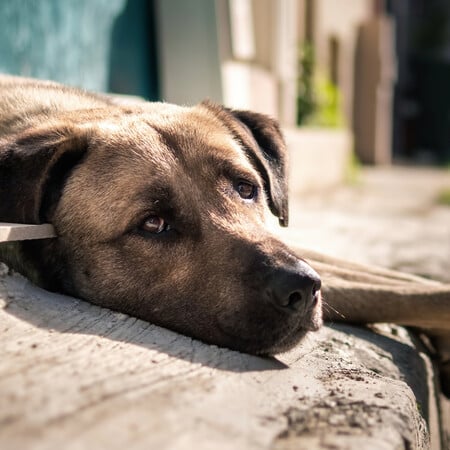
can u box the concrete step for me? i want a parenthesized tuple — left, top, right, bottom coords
(0, 267, 442, 450)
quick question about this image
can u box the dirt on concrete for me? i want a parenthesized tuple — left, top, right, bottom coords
(0, 272, 435, 449)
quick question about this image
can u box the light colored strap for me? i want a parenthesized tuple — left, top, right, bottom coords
(0, 223, 56, 242)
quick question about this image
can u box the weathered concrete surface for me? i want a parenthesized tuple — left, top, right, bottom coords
(0, 265, 439, 450)
(280, 166, 450, 284)
(277, 166, 450, 448)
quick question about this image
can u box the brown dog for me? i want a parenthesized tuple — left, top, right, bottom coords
(0, 75, 323, 356)
(1, 75, 449, 391)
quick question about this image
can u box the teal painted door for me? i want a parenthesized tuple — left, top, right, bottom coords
(109, 0, 160, 100)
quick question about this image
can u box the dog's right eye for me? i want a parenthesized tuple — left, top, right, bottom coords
(140, 215, 171, 234)
(236, 181, 257, 200)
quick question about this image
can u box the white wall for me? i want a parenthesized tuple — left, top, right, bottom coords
(155, 0, 223, 105)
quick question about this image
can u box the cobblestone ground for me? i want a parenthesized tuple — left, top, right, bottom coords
(281, 166, 450, 283)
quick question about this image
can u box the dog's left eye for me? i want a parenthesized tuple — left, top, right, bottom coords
(140, 215, 171, 234)
(237, 181, 257, 200)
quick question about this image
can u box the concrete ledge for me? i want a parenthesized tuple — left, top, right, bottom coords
(284, 127, 353, 195)
(0, 267, 441, 449)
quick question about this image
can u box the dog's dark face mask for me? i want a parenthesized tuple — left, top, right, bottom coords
(0, 102, 322, 355)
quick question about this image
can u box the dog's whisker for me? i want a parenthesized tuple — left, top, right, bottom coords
(321, 299, 346, 319)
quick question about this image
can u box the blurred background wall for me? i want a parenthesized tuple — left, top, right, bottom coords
(1, 0, 449, 166)
(0, 0, 126, 91)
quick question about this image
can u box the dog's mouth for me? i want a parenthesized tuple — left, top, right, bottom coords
(217, 318, 318, 356)
(216, 292, 323, 355)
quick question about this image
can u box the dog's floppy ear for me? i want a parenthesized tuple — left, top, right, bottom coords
(229, 109, 289, 226)
(0, 126, 89, 224)
(202, 103, 289, 226)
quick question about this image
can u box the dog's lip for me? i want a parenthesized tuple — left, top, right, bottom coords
(215, 303, 322, 355)
(228, 322, 311, 356)
(305, 291, 323, 331)
(304, 314, 323, 331)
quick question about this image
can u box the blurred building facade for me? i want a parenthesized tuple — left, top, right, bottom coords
(0, 0, 449, 164)
(388, 0, 450, 164)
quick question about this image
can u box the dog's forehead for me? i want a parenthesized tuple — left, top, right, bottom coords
(80, 104, 260, 198)
(94, 104, 254, 173)
(146, 104, 242, 152)
(154, 110, 249, 165)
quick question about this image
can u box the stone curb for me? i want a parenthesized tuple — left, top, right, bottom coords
(0, 269, 441, 450)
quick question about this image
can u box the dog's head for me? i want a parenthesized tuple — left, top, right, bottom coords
(0, 102, 322, 354)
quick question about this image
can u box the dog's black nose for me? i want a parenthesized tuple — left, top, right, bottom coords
(267, 262, 321, 313)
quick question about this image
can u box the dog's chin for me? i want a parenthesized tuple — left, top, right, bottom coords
(258, 314, 323, 355)
(217, 323, 318, 356)
(216, 302, 323, 356)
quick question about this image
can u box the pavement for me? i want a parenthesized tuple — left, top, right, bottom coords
(280, 165, 450, 448)
(0, 271, 438, 450)
(282, 166, 450, 283)
(0, 165, 449, 450)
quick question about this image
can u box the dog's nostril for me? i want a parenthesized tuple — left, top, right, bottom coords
(287, 291, 303, 309)
(312, 279, 322, 294)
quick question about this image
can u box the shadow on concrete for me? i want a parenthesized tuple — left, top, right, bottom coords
(2, 273, 438, 431)
(3, 274, 288, 373)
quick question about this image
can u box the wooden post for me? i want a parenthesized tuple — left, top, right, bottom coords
(353, 15, 396, 164)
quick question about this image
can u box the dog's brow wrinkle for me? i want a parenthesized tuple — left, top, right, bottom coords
(203, 151, 261, 183)
(150, 124, 186, 158)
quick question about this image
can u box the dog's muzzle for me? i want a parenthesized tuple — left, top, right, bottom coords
(263, 261, 321, 314)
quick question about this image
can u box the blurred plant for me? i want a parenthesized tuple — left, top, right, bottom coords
(296, 42, 315, 125)
(437, 187, 450, 206)
(305, 74, 345, 128)
(297, 42, 345, 128)
(344, 148, 361, 186)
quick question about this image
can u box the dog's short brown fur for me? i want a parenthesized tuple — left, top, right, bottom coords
(1, 75, 449, 392)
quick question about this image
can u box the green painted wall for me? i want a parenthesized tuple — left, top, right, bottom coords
(0, 0, 126, 92)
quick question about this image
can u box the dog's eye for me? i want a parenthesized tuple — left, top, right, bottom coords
(140, 215, 170, 234)
(237, 181, 257, 200)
